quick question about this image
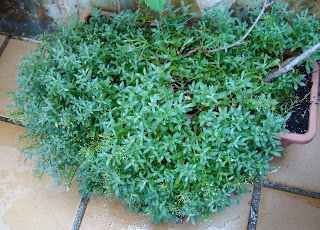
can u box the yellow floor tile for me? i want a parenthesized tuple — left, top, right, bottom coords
(0, 121, 25, 147)
(0, 39, 37, 116)
(265, 104, 320, 193)
(80, 185, 253, 230)
(257, 187, 320, 230)
(0, 35, 6, 47)
(0, 121, 81, 230)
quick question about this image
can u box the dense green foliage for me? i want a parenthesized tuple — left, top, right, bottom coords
(10, 4, 320, 225)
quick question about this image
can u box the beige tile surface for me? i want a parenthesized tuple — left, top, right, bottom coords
(0, 35, 6, 47)
(0, 121, 81, 230)
(81, 185, 253, 230)
(265, 104, 320, 193)
(0, 39, 37, 116)
(257, 187, 320, 230)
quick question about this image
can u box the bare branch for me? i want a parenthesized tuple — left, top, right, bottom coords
(263, 42, 320, 82)
(206, 0, 273, 54)
(117, 0, 121, 13)
(182, 45, 202, 58)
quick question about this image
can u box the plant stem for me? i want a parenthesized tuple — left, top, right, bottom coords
(182, 0, 272, 58)
(117, 0, 121, 13)
(182, 45, 201, 58)
(206, 0, 273, 54)
(71, 195, 90, 230)
(263, 42, 320, 82)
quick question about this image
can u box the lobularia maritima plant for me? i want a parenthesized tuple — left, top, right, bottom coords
(9, 2, 320, 225)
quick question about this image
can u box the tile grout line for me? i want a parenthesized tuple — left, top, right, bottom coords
(1, 112, 90, 230)
(10, 35, 41, 44)
(0, 33, 41, 44)
(263, 180, 320, 199)
(247, 183, 261, 230)
(0, 36, 10, 58)
(0, 115, 25, 127)
(0, 33, 86, 229)
(71, 194, 90, 230)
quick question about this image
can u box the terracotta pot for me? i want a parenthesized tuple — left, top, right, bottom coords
(79, 9, 155, 25)
(79, 10, 113, 22)
(277, 60, 319, 148)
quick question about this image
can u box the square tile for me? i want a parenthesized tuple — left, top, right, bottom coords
(0, 35, 6, 47)
(0, 39, 37, 115)
(80, 185, 253, 230)
(265, 104, 320, 193)
(0, 121, 81, 230)
(257, 187, 320, 230)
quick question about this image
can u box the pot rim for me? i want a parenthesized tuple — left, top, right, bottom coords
(79, 10, 111, 22)
(277, 60, 319, 147)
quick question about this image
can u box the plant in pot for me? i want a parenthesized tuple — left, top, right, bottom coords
(9, 0, 320, 225)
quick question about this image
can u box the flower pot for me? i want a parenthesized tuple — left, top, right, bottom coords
(80, 9, 155, 25)
(79, 10, 112, 22)
(277, 60, 319, 148)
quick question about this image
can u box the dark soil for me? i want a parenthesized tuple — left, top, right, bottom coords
(285, 66, 312, 134)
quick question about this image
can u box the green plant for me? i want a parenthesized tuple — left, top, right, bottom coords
(144, 0, 166, 13)
(9, 3, 320, 225)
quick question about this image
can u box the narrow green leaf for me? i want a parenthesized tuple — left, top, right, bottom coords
(145, 0, 165, 13)
(266, 59, 280, 69)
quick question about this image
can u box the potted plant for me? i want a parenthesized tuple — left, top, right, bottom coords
(9, 1, 320, 225)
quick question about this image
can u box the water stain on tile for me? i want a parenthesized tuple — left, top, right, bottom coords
(0, 122, 81, 230)
(81, 185, 253, 230)
(0, 145, 80, 229)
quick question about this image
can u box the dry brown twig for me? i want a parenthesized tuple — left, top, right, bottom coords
(182, 45, 201, 58)
(182, 0, 273, 58)
(206, 0, 273, 53)
(263, 42, 320, 82)
(117, 0, 121, 13)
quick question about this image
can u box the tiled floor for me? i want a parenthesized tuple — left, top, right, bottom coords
(0, 36, 319, 230)
(265, 106, 320, 193)
(257, 188, 320, 230)
(0, 36, 81, 230)
(80, 187, 252, 230)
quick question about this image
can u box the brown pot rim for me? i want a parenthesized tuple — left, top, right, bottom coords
(277, 60, 319, 147)
(79, 10, 156, 24)
(79, 10, 113, 22)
